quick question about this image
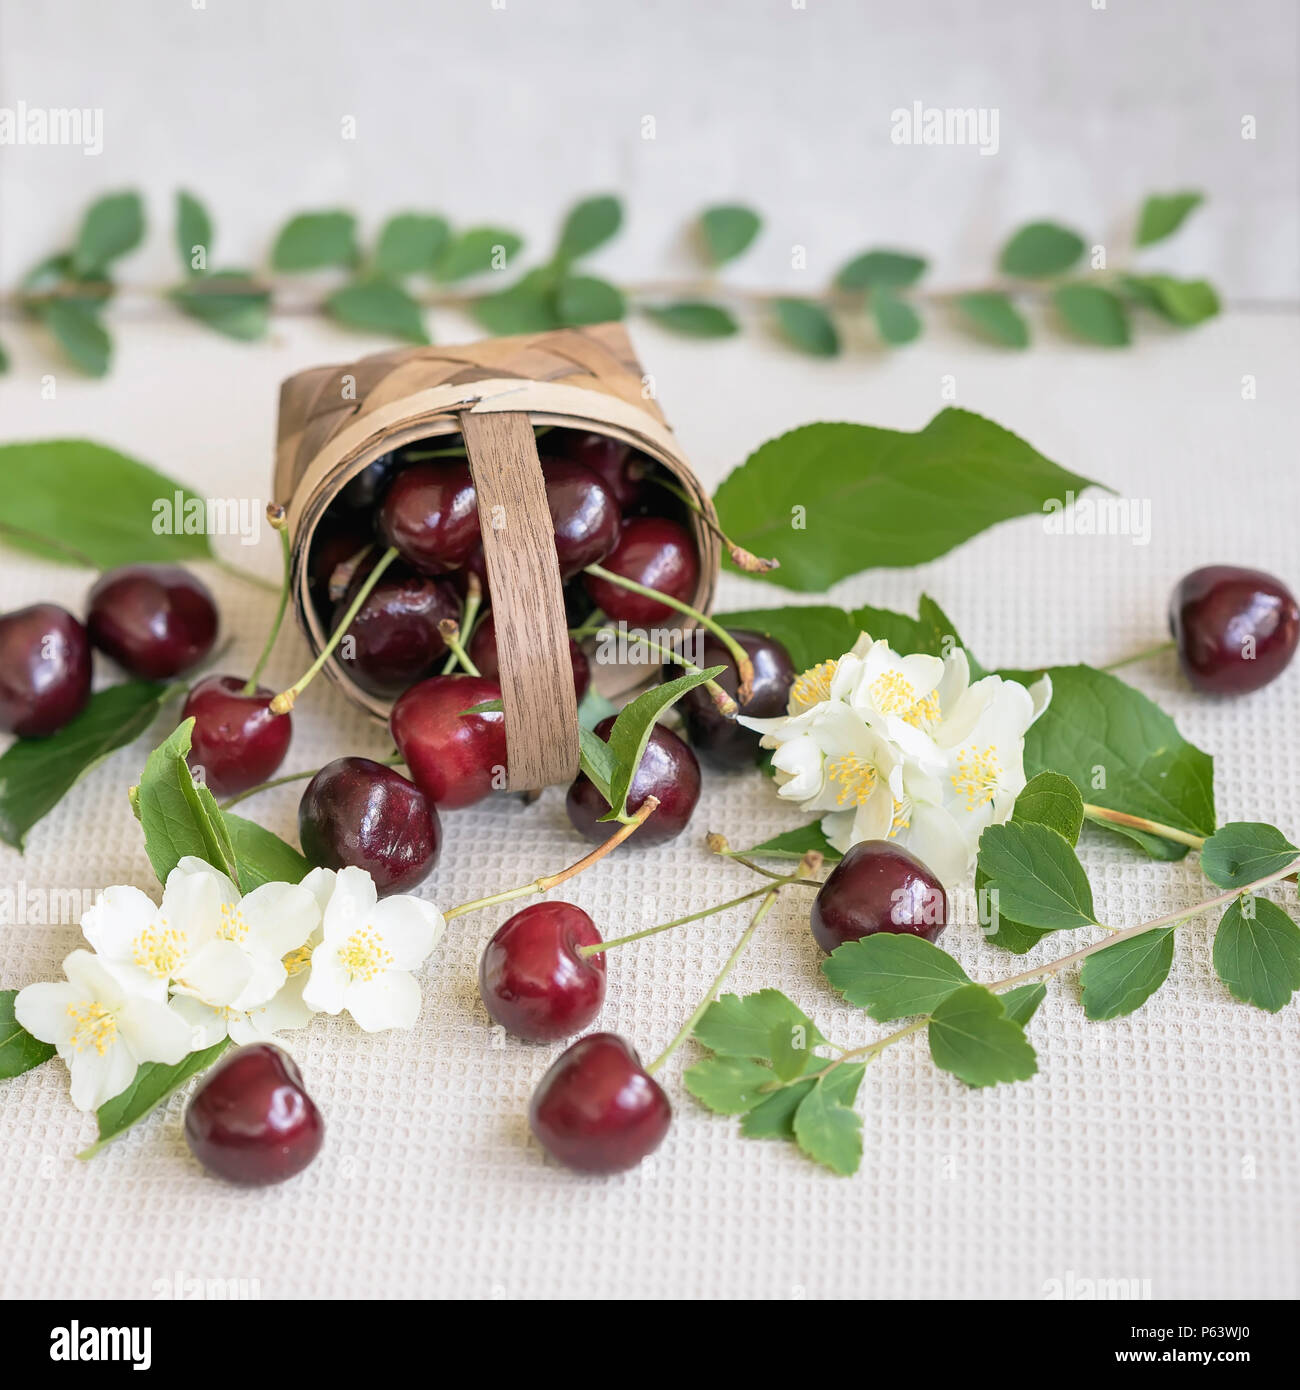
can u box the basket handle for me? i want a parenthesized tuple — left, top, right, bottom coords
(459, 410, 580, 790)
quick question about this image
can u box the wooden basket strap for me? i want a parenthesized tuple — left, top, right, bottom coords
(459, 411, 579, 791)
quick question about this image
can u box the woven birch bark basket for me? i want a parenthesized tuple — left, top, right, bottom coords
(273, 322, 721, 792)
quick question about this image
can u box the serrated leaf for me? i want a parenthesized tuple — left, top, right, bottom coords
(270, 210, 358, 271)
(435, 226, 523, 282)
(40, 300, 110, 376)
(741, 1062, 864, 1139)
(1000, 221, 1086, 278)
(1135, 191, 1203, 246)
(1122, 274, 1219, 326)
(978, 821, 1097, 932)
(999, 982, 1047, 1027)
(0, 990, 56, 1079)
(928, 985, 1037, 1087)
(223, 813, 310, 890)
(175, 190, 213, 275)
(1080, 928, 1175, 1020)
(730, 821, 842, 862)
(693, 989, 826, 1059)
(73, 191, 145, 275)
(1054, 283, 1130, 346)
(326, 278, 429, 343)
(792, 1074, 863, 1174)
(683, 1055, 777, 1113)
(556, 195, 622, 262)
(1201, 823, 1300, 890)
(871, 289, 922, 345)
(823, 934, 971, 1021)
(836, 248, 926, 290)
(714, 410, 1105, 592)
(170, 272, 270, 341)
(555, 273, 625, 326)
(699, 204, 761, 265)
(472, 268, 561, 335)
(772, 298, 840, 357)
(1213, 897, 1300, 1013)
(1012, 771, 1085, 844)
(373, 212, 449, 276)
(955, 290, 1029, 348)
(643, 301, 739, 337)
(0, 680, 180, 850)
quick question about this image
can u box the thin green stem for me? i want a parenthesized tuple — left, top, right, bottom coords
(1100, 639, 1176, 673)
(643, 474, 779, 574)
(218, 752, 404, 810)
(1082, 803, 1206, 851)
(578, 626, 737, 717)
(580, 883, 785, 956)
(439, 618, 481, 677)
(243, 522, 293, 694)
(442, 573, 484, 675)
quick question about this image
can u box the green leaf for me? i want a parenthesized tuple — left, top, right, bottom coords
(0, 439, 215, 568)
(435, 226, 523, 282)
(0, 338, 8, 374)
(1213, 897, 1300, 1013)
(576, 683, 617, 733)
(792, 1074, 863, 1174)
(955, 291, 1030, 348)
(835, 249, 927, 290)
(1079, 928, 1175, 1020)
(556, 195, 623, 262)
(978, 821, 1098, 932)
(773, 298, 840, 357)
(472, 268, 562, 335)
(600, 665, 725, 819)
(823, 934, 971, 1021)
(643, 301, 739, 338)
(40, 301, 111, 376)
(1053, 283, 1130, 346)
(699, 205, 762, 265)
(1201, 823, 1300, 890)
(683, 1056, 777, 1114)
(373, 213, 449, 276)
(741, 1063, 864, 1140)
(576, 726, 619, 808)
(730, 821, 841, 862)
(854, 594, 982, 672)
(1011, 771, 1085, 843)
(999, 982, 1047, 1028)
(79, 1039, 230, 1158)
(0, 990, 56, 1078)
(270, 210, 358, 271)
(73, 191, 145, 275)
(133, 720, 239, 887)
(713, 409, 1105, 592)
(224, 813, 310, 889)
(1136, 191, 1203, 247)
(871, 289, 922, 345)
(555, 273, 625, 326)
(999, 221, 1086, 278)
(1015, 664, 1216, 861)
(0, 681, 180, 850)
(170, 272, 270, 341)
(325, 278, 429, 343)
(928, 985, 1038, 1087)
(1122, 274, 1220, 326)
(175, 190, 213, 275)
(693, 989, 826, 1059)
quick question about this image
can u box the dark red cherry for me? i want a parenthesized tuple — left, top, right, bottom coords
(582, 517, 699, 625)
(447, 543, 490, 602)
(1169, 565, 1300, 695)
(529, 1032, 670, 1174)
(389, 673, 507, 810)
(86, 563, 218, 679)
(0, 603, 92, 737)
(479, 902, 606, 1043)
(184, 1043, 324, 1186)
(551, 429, 648, 510)
(337, 451, 399, 512)
(376, 462, 481, 575)
(670, 628, 795, 770)
(540, 456, 621, 578)
(468, 612, 590, 702)
(299, 757, 440, 895)
(810, 840, 947, 955)
(565, 715, 700, 847)
(182, 675, 293, 797)
(333, 567, 459, 696)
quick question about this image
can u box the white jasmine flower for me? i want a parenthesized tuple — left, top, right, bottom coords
(302, 866, 443, 1031)
(14, 950, 192, 1111)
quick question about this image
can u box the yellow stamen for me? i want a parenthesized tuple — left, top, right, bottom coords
(283, 942, 315, 977)
(790, 660, 837, 713)
(131, 923, 184, 979)
(870, 672, 941, 729)
(218, 902, 249, 943)
(67, 1001, 117, 1055)
(952, 745, 1002, 811)
(338, 928, 393, 983)
(827, 753, 878, 807)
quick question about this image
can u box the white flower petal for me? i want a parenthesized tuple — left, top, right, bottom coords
(68, 1042, 137, 1113)
(62, 949, 126, 1010)
(116, 997, 196, 1064)
(301, 946, 348, 1015)
(344, 970, 422, 1032)
(13, 982, 81, 1046)
(168, 994, 231, 1051)
(299, 866, 338, 917)
(370, 895, 443, 970)
(159, 865, 227, 948)
(322, 866, 379, 942)
(173, 939, 255, 1008)
(80, 885, 157, 958)
(239, 881, 321, 959)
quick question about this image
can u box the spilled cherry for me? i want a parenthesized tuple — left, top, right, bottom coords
(671, 627, 794, 770)
(810, 840, 947, 954)
(0, 603, 92, 737)
(565, 716, 700, 847)
(1169, 564, 1300, 695)
(389, 672, 507, 809)
(182, 674, 292, 797)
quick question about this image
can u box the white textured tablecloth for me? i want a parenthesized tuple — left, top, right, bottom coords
(0, 311, 1297, 1300)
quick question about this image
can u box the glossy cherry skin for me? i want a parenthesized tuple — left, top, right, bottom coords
(334, 568, 459, 696)
(0, 603, 92, 737)
(529, 1032, 671, 1174)
(582, 517, 699, 625)
(468, 612, 591, 702)
(479, 902, 606, 1043)
(1169, 565, 1300, 695)
(87, 563, 218, 679)
(390, 673, 507, 810)
(671, 628, 795, 770)
(550, 429, 647, 509)
(566, 715, 700, 847)
(377, 461, 481, 575)
(184, 1044, 324, 1186)
(337, 451, 398, 512)
(810, 840, 947, 955)
(182, 675, 293, 797)
(540, 456, 621, 578)
(299, 757, 440, 895)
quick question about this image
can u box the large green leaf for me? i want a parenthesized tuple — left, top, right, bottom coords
(472, 269, 562, 335)
(555, 274, 625, 326)
(1079, 928, 1175, 1020)
(713, 410, 1105, 591)
(693, 989, 826, 1059)
(1213, 898, 1300, 1014)
(928, 985, 1037, 1087)
(1201, 823, 1300, 890)
(823, 934, 971, 1021)
(0, 990, 56, 1078)
(977, 821, 1098, 932)
(792, 1075, 863, 1175)
(224, 813, 311, 889)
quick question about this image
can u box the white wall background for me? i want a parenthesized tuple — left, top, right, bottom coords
(1, 0, 1297, 299)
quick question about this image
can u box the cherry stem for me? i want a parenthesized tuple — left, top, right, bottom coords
(1082, 803, 1206, 851)
(442, 573, 483, 675)
(438, 618, 481, 677)
(269, 545, 399, 714)
(443, 795, 660, 920)
(574, 627, 738, 718)
(218, 752, 405, 810)
(643, 475, 780, 575)
(1100, 639, 1177, 673)
(581, 883, 785, 957)
(706, 832, 824, 882)
(328, 542, 375, 604)
(583, 561, 756, 701)
(243, 515, 293, 695)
